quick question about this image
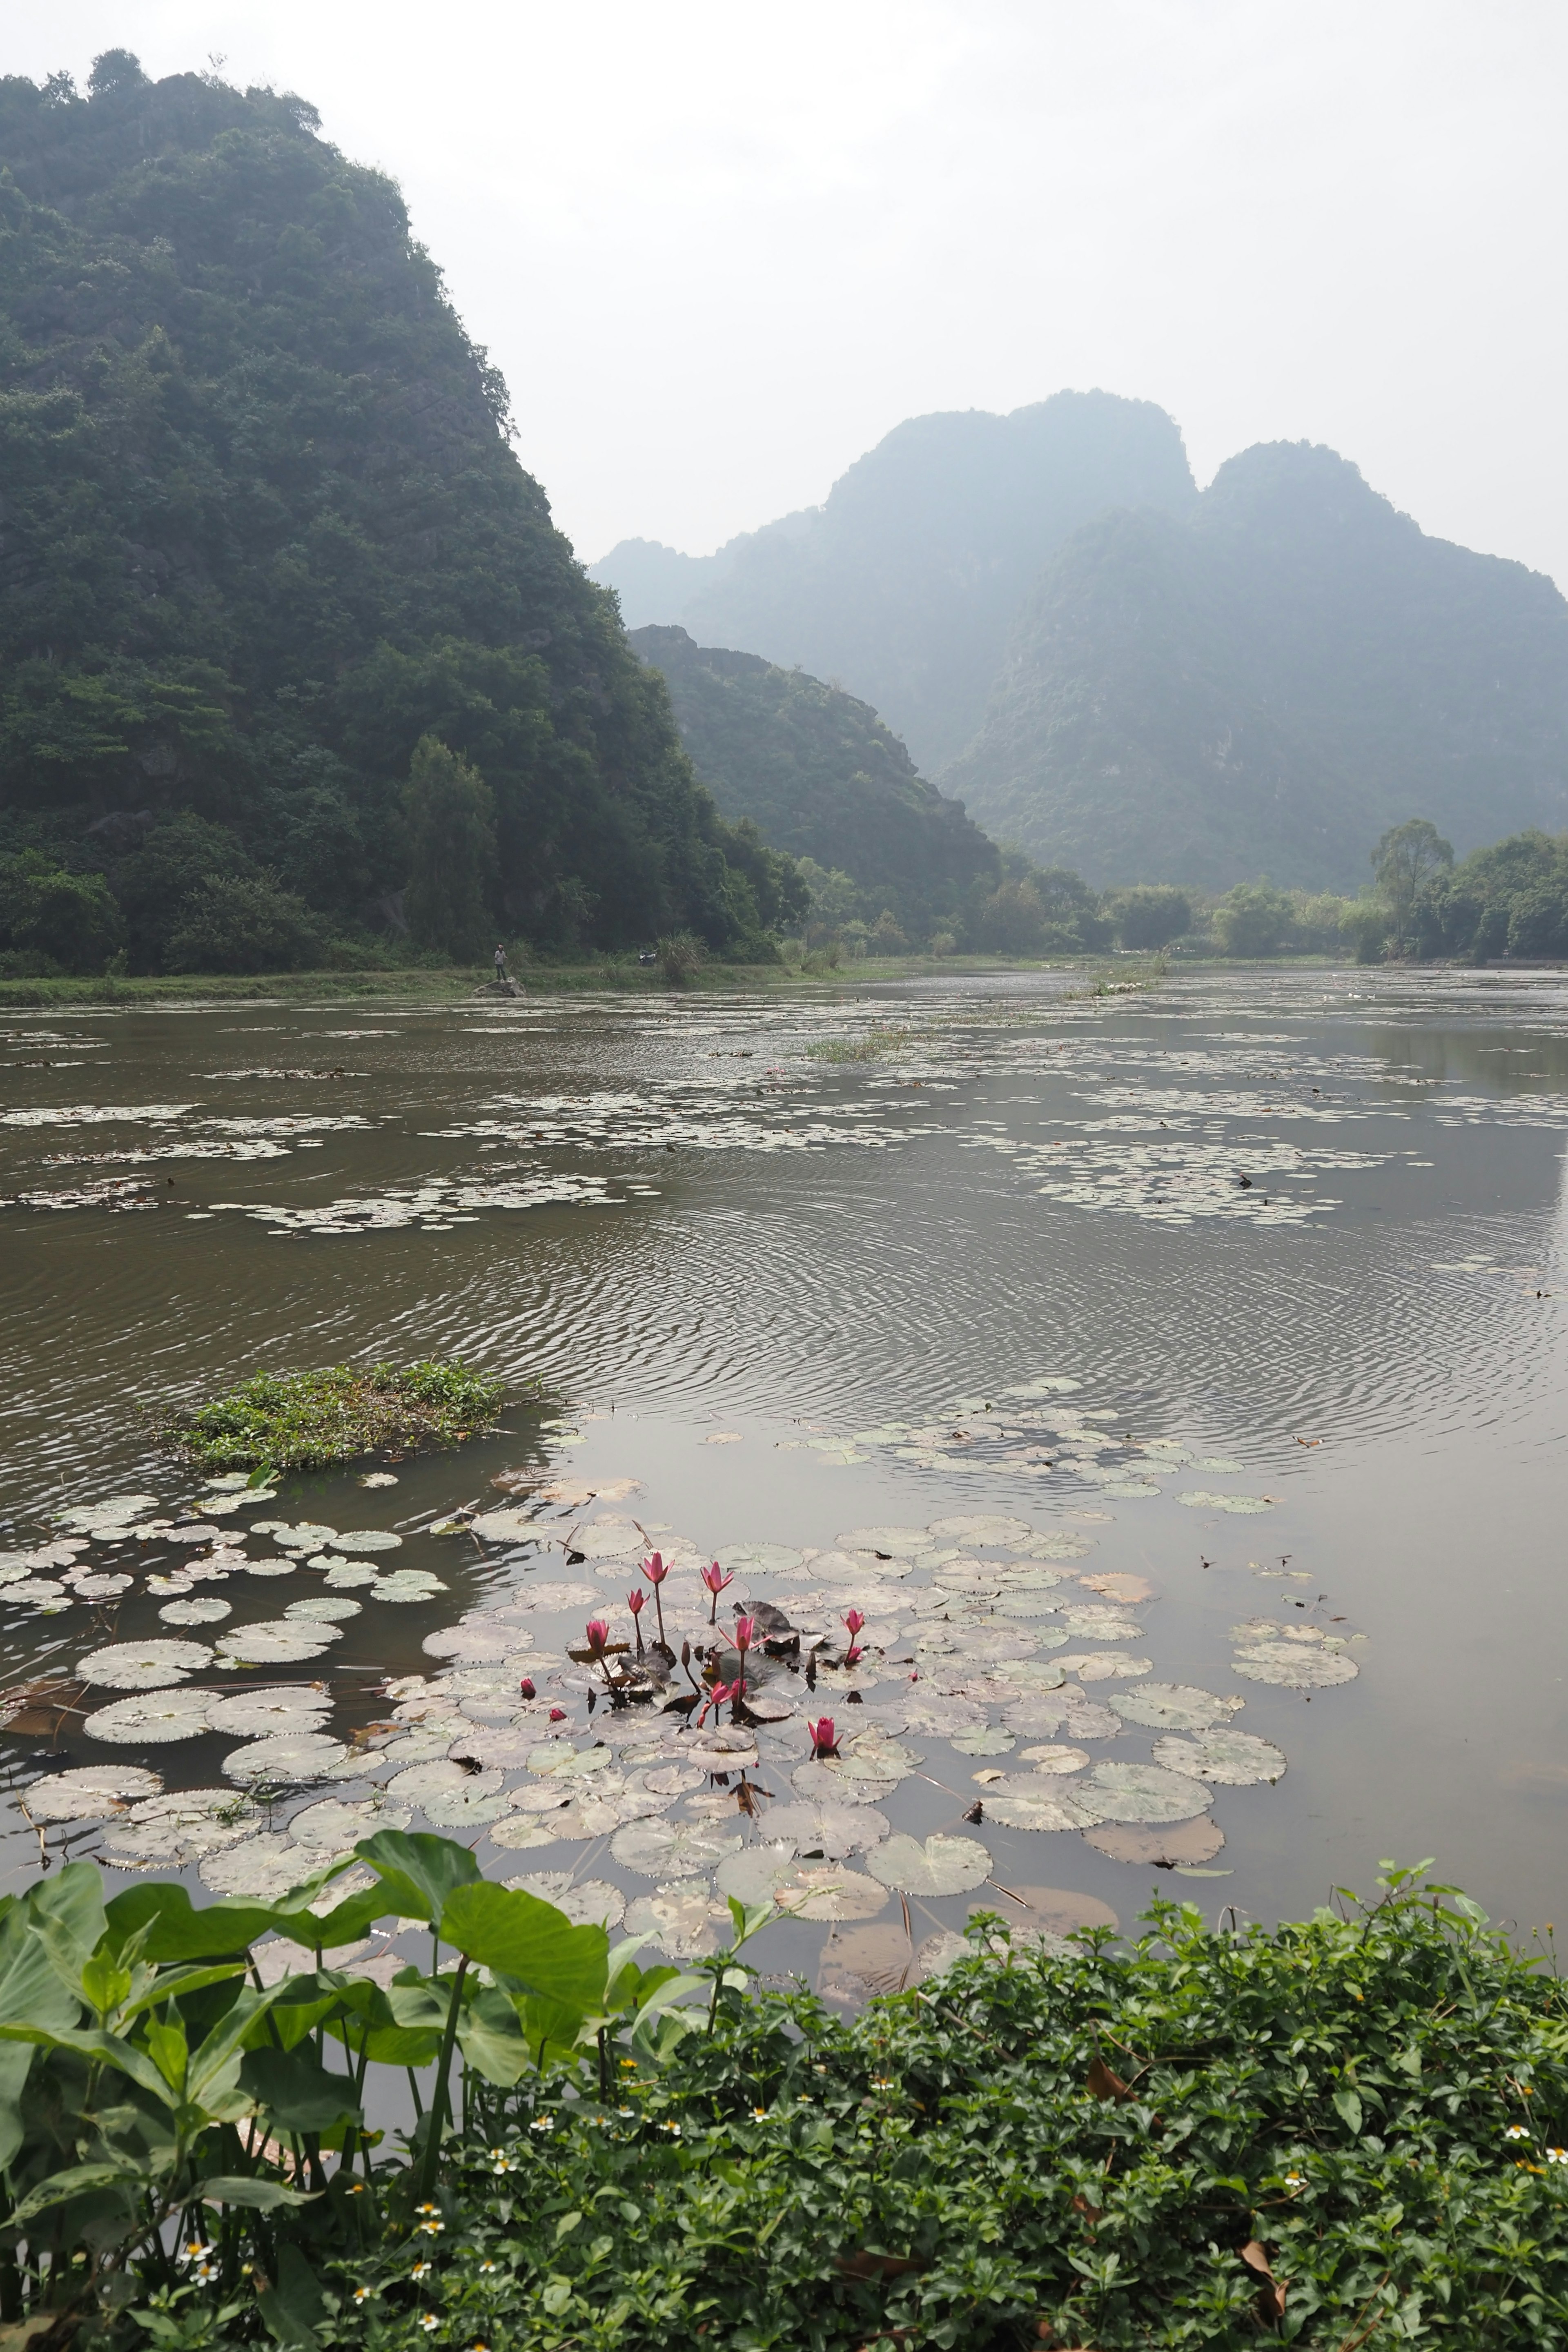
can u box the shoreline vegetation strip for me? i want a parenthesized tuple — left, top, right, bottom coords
(0, 1853, 1564, 2349)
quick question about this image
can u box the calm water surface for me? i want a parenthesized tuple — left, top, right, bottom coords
(2, 967, 1566, 1985)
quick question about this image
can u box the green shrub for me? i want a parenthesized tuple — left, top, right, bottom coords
(161, 1357, 514, 1470)
(0, 849, 124, 971)
(1108, 882, 1191, 949)
(164, 871, 327, 973)
(1212, 880, 1294, 957)
(655, 931, 705, 984)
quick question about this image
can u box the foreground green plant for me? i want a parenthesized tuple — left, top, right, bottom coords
(1, 1852, 1565, 2350)
(160, 1360, 517, 1471)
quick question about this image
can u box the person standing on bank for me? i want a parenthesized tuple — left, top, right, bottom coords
(494, 943, 508, 983)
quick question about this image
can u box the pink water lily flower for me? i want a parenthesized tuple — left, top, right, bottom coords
(696, 1678, 735, 1728)
(584, 1619, 609, 1655)
(519, 1676, 536, 1699)
(627, 1588, 646, 1652)
(841, 1608, 866, 1638)
(701, 1560, 734, 1623)
(807, 1717, 838, 1758)
(641, 1552, 671, 1648)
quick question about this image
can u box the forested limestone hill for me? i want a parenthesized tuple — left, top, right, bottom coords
(945, 441, 1568, 892)
(0, 54, 793, 972)
(630, 626, 998, 933)
(595, 392, 1198, 771)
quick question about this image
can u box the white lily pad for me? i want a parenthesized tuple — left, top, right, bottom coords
(1152, 1731, 1286, 1786)
(980, 1778, 1104, 1831)
(58, 1494, 158, 1533)
(868, 1831, 992, 1896)
(84, 1687, 214, 1743)
(1108, 1683, 1241, 1732)
(839, 1731, 923, 1782)
(624, 1881, 735, 1958)
(717, 1846, 889, 1919)
(370, 1570, 448, 1602)
(1084, 1816, 1225, 1866)
(252, 1521, 338, 1550)
(1019, 1744, 1091, 1775)
(244, 1558, 298, 1578)
(790, 1760, 896, 1807)
(78, 1638, 212, 1690)
(206, 1687, 332, 1736)
(287, 1796, 409, 1853)
(1057, 1652, 1151, 1682)
(1232, 1643, 1358, 1688)
(507, 1580, 601, 1612)
(200, 1835, 318, 1900)
(609, 1816, 743, 1878)
(158, 1598, 232, 1626)
(69, 1572, 135, 1599)
(835, 1528, 931, 1558)
(287, 1596, 363, 1621)
(758, 1800, 889, 1859)
(25, 1764, 161, 1820)
(327, 1529, 403, 1554)
(103, 1787, 259, 1867)
(1084, 1762, 1213, 1824)
(505, 1874, 626, 1928)
(321, 1560, 376, 1588)
(927, 1516, 1032, 1543)
(1178, 1491, 1274, 1514)
(223, 1733, 349, 1783)
(214, 1621, 341, 1665)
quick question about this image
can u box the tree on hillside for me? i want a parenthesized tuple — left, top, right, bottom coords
(1372, 819, 1453, 948)
(1108, 884, 1191, 949)
(1213, 882, 1293, 958)
(403, 737, 496, 961)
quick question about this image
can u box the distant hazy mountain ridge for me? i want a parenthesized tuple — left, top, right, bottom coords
(595, 392, 1197, 771)
(949, 442, 1568, 889)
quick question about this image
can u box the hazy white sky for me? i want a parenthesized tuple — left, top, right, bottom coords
(7, 2, 1566, 582)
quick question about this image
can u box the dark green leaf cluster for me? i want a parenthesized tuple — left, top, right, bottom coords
(160, 1357, 515, 1470)
(0, 62, 796, 972)
(1407, 827, 1568, 962)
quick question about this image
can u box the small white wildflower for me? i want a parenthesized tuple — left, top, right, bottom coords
(1505, 2125, 1531, 2142)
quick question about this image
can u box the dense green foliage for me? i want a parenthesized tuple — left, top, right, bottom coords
(4, 1851, 1566, 2351)
(1405, 826, 1568, 961)
(948, 442, 1568, 891)
(630, 625, 997, 937)
(597, 394, 1198, 770)
(162, 1358, 512, 1470)
(0, 56, 798, 973)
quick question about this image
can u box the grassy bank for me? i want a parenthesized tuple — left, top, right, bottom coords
(4, 1850, 1565, 2350)
(0, 953, 1175, 1012)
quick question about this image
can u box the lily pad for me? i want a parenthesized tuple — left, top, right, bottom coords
(610, 1816, 744, 1879)
(223, 1733, 349, 1783)
(214, 1621, 340, 1666)
(949, 1725, 1015, 1756)
(1178, 1491, 1274, 1514)
(1057, 1652, 1151, 1682)
(1232, 1642, 1357, 1688)
(1084, 1762, 1212, 1824)
(835, 1528, 931, 1558)
(624, 1882, 735, 1959)
(1152, 1730, 1286, 1785)
(58, 1494, 159, 1533)
(323, 1561, 377, 1588)
(206, 1687, 332, 1736)
(1019, 1744, 1091, 1775)
(868, 1831, 991, 1896)
(980, 1781, 1103, 1833)
(286, 1596, 363, 1621)
(370, 1570, 448, 1603)
(790, 1760, 896, 1807)
(158, 1597, 232, 1626)
(253, 1522, 338, 1551)
(84, 1688, 214, 1743)
(1108, 1683, 1240, 1732)
(327, 1530, 403, 1554)
(103, 1787, 260, 1867)
(1083, 1816, 1225, 1866)
(78, 1638, 212, 1690)
(25, 1764, 161, 1820)
(200, 1835, 318, 1901)
(839, 1731, 924, 1782)
(287, 1796, 409, 1852)
(717, 1847, 889, 1919)
(758, 1800, 889, 1859)
(927, 1516, 1032, 1544)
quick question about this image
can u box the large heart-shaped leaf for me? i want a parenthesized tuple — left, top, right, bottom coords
(439, 1881, 610, 2011)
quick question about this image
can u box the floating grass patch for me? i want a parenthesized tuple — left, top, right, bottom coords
(161, 1357, 516, 1471)
(805, 1024, 918, 1061)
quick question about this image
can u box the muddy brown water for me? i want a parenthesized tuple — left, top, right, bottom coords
(2, 967, 1566, 1993)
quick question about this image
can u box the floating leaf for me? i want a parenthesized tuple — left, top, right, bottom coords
(835, 1528, 930, 1558)
(1083, 1816, 1225, 1866)
(214, 1620, 340, 1666)
(910, 1929, 971, 1981)
(58, 1494, 159, 1533)
(326, 1530, 403, 1554)
(288, 1796, 409, 1853)
(717, 1847, 888, 1919)
(84, 1688, 213, 1744)
(839, 1732, 924, 1782)
(758, 1800, 889, 1860)
(948, 1725, 1015, 1756)
(1152, 1730, 1286, 1785)
(1084, 1762, 1212, 1824)
(609, 1817, 743, 1879)
(78, 1638, 212, 1691)
(1109, 1683, 1241, 1732)
(790, 1760, 895, 1807)
(1018, 1744, 1091, 1775)
(623, 1882, 734, 1959)
(980, 1781, 1103, 1833)
(1002, 1694, 1118, 1742)
(868, 1831, 991, 1896)
(1232, 1642, 1358, 1688)
(979, 1883, 1118, 1938)
(927, 1516, 1031, 1544)
(201, 1835, 318, 1901)
(103, 1787, 260, 1868)
(223, 1733, 348, 1784)
(370, 1570, 448, 1603)
(286, 1597, 362, 1622)
(25, 1764, 161, 1820)
(158, 1597, 232, 1626)
(206, 1687, 331, 1737)
(253, 1522, 338, 1551)
(1079, 1572, 1157, 1603)
(322, 1561, 376, 1589)
(1178, 1491, 1274, 1514)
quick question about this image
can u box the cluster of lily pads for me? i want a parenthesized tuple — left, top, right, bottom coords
(0, 1393, 1365, 1993)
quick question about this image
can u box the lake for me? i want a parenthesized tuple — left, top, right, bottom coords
(2, 965, 1566, 1991)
